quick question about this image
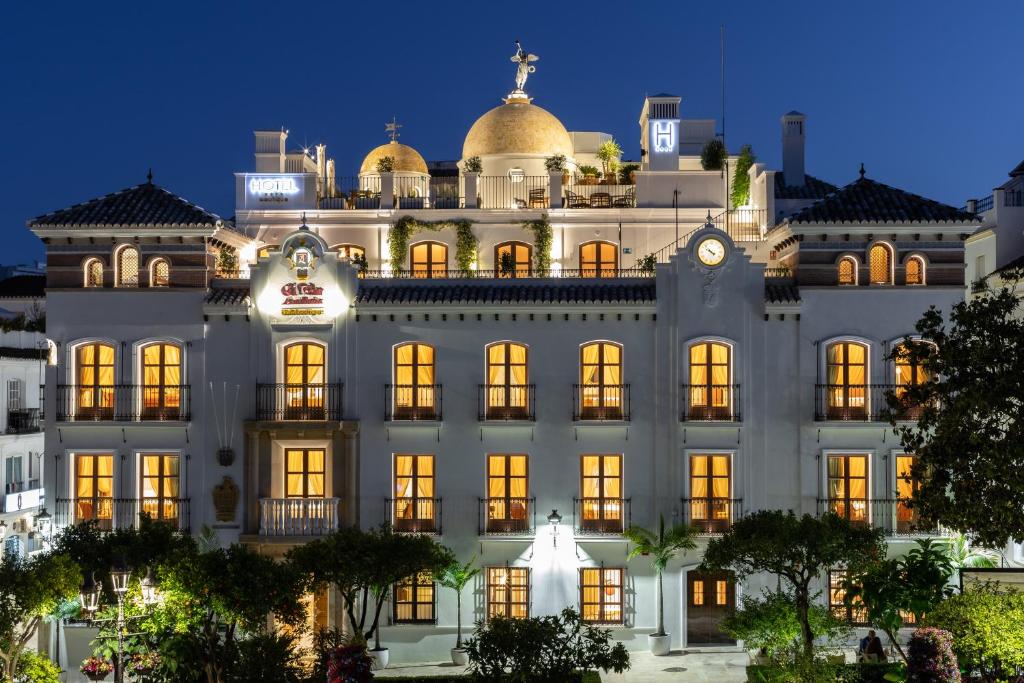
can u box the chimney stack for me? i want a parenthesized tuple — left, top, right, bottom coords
(254, 129, 288, 173)
(781, 112, 806, 187)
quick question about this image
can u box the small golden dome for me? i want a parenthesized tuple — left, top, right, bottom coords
(360, 141, 428, 175)
(463, 100, 573, 159)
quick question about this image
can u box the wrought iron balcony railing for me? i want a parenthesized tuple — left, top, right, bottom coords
(388, 497, 442, 534)
(815, 497, 945, 536)
(254, 383, 343, 421)
(680, 498, 744, 533)
(478, 497, 535, 535)
(385, 384, 442, 421)
(814, 384, 927, 422)
(573, 497, 630, 535)
(55, 385, 191, 422)
(680, 384, 741, 422)
(55, 497, 191, 531)
(573, 384, 630, 421)
(478, 385, 535, 421)
(6, 408, 41, 434)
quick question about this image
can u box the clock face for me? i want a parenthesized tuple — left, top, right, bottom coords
(697, 237, 726, 267)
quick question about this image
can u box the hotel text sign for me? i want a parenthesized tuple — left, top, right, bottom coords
(280, 282, 324, 317)
(238, 173, 315, 210)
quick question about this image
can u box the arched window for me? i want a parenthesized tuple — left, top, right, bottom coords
(333, 244, 365, 261)
(150, 258, 170, 287)
(485, 342, 529, 419)
(824, 341, 868, 420)
(579, 342, 623, 420)
(75, 343, 115, 420)
(579, 241, 618, 278)
(393, 343, 436, 419)
(868, 244, 892, 285)
(893, 341, 932, 419)
(84, 259, 104, 288)
(283, 342, 326, 420)
(905, 256, 925, 285)
(141, 342, 182, 420)
(410, 242, 448, 278)
(116, 245, 139, 287)
(495, 241, 532, 277)
(687, 342, 732, 420)
(837, 256, 857, 286)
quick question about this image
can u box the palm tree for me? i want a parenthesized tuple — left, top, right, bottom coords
(436, 557, 481, 649)
(939, 532, 1000, 568)
(624, 515, 699, 637)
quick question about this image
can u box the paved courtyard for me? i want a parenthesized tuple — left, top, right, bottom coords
(377, 648, 749, 681)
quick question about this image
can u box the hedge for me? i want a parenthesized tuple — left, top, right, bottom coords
(380, 673, 601, 683)
(747, 662, 905, 682)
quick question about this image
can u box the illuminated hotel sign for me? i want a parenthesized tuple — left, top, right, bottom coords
(652, 120, 677, 153)
(280, 282, 324, 317)
(237, 173, 316, 210)
(249, 177, 300, 199)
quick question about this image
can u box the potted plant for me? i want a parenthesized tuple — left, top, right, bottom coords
(603, 160, 620, 185)
(623, 515, 698, 656)
(545, 154, 570, 185)
(437, 557, 481, 665)
(577, 165, 599, 185)
(463, 156, 482, 174)
(619, 163, 640, 185)
(700, 139, 726, 171)
(637, 253, 657, 274)
(80, 656, 113, 681)
(376, 155, 395, 174)
(596, 139, 623, 182)
(129, 651, 160, 677)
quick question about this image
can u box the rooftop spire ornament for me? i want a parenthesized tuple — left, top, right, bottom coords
(385, 117, 402, 142)
(509, 40, 538, 99)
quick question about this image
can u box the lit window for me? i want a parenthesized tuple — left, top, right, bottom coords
(495, 241, 532, 277)
(688, 342, 731, 419)
(410, 242, 447, 278)
(76, 343, 115, 419)
(487, 567, 529, 619)
(140, 453, 180, 527)
(580, 568, 624, 624)
(283, 342, 326, 419)
(868, 244, 892, 285)
(829, 570, 867, 624)
(716, 580, 729, 606)
(286, 449, 325, 499)
(394, 572, 436, 623)
(141, 343, 182, 420)
(825, 341, 868, 420)
(486, 454, 529, 533)
(485, 342, 528, 418)
(333, 244, 365, 261)
(837, 256, 857, 286)
(393, 454, 435, 533)
(151, 259, 170, 287)
(689, 454, 732, 532)
(75, 453, 113, 529)
(692, 580, 705, 605)
(827, 454, 869, 524)
(84, 259, 104, 288)
(579, 241, 618, 278)
(905, 256, 924, 285)
(393, 343, 436, 419)
(116, 245, 139, 287)
(895, 455, 929, 534)
(579, 342, 623, 420)
(580, 455, 623, 533)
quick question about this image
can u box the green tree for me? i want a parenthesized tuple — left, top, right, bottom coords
(436, 557, 481, 649)
(938, 532, 1000, 569)
(721, 589, 848, 662)
(730, 144, 756, 207)
(700, 139, 726, 171)
(623, 515, 698, 637)
(889, 270, 1024, 547)
(924, 586, 1024, 680)
(596, 139, 622, 178)
(701, 510, 884, 657)
(13, 650, 61, 683)
(0, 554, 82, 683)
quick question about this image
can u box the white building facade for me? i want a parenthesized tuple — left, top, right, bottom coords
(30, 63, 984, 665)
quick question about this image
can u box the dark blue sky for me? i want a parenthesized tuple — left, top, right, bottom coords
(3, 1, 1022, 263)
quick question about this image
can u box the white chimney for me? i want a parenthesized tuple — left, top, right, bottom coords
(254, 129, 287, 173)
(781, 112, 806, 187)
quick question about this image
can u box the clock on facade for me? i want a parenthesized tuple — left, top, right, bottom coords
(696, 237, 727, 267)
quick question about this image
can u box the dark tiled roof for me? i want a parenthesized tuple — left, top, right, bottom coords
(765, 280, 801, 304)
(355, 280, 656, 305)
(996, 254, 1024, 275)
(0, 275, 45, 298)
(788, 177, 978, 225)
(0, 347, 48, 360)
(1010, 160, 1024, 177)
(774, 174, 838, 200)
(29, 182, 220, 229)
(204, 287, 250, 306)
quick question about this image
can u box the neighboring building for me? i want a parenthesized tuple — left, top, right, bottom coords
(29, 57, 980, 664)
(0, 274, 45, 319)
(964, 159, 1024, 297)
(0, 262, 45, 281)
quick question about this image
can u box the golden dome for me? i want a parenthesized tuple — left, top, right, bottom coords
(463, 100, 573, 159)
(360, 141, 428, 175)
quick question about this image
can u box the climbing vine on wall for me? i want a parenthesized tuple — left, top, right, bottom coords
(389, 216, 478, 272)
(522, 215, 553, 273)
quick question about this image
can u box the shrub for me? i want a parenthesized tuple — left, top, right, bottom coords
(227, 632, 305, 683)
(700, 138, 727, 171)
(924, 587, 1024, 680)
(376, 156, 395, 173)
(326, 644, 374, 683)
(14, 651, 61, 683)
(618, 163, 639, 184)
(906, 627, 960, 683)
(463, 608, 629, 682)
(577, 165, 599, 177)
(463, 156, 482, 173)
(723, 590, 849, 662)
(545, 154, 567, 172)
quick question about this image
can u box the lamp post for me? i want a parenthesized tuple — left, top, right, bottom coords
(547, 509, 562, 548)
(32, 507, 51, 550)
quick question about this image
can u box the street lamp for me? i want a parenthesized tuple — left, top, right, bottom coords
(32, 507, 51, 547)
(140, 566, 159, 606)
(78, 561, 157, 683)
(79, 573, 101, 614)
(547, 509, 562, 547)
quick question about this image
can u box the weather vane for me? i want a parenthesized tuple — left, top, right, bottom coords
(385, 117, 402, 142)
(510, 40, 538, 95)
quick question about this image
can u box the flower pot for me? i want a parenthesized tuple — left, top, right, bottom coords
(649, 633, 672, 656)
(84, 674, 110, 682)
(451, 647, 469, 666)
(368, 647, 389, 670)
(216, 447, 234, 467)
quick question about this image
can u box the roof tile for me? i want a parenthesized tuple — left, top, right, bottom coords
(29, 182, 220, 229)
(355, 279, 656, 306)
(774, 174, 838, 200)
(788, 177, 977, 225)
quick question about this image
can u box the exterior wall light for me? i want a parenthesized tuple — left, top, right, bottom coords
(110, 562, 131, 595)
(547, 509, 563, 547)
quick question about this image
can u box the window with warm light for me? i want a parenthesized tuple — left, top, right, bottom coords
(580, 455, 622, 532)
(487, 567, 529, 619)
(333, 244, 366, 260)
(150, 258, 170, 287)
(76, 343, 115, 419)
(829, 570, 868, 624)
(394, 454, 435, 532)
(286, 449, 325, 499)
(394, 572, 435, 623)
(140, 453, 179, 527)
(896, 454, 925, 533)
(486, 342, 528, 418)
(837, 256, 857, 286)
(486, 454, 528, 532)
(141, 343, 181, 419)
(579, 342, 623, 419)
(116, 245, 139, 287)
(688, 342, 731, 419)
(84, 258, 104, 288)
(580, 568, 624, 624)
(905, 256, 925, 285)
(825, 341, 868, 419)
(75, 453, 113, 528)
(893, 342, 932, 420)
(828, 454, 869, 524)
(868, 244, 893, 285)
(689, 454, 732, 531)
(411, 242, 448, 278)
(393, 343, 435, 419)
(579, 241, 618, 277)
(495, 241, 532, 277)
(283, 342, 326, 419)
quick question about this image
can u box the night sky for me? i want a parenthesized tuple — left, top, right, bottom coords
(3, 0, 1022, 262)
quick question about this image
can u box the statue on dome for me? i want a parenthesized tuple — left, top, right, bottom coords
(510, 40, 538, 94)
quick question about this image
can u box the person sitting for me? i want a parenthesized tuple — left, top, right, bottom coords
(865, 633, 887, 663)
(857, 630, 875, 662)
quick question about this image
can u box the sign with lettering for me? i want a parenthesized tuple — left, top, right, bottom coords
(280, 282, 324, 317)
(249, 177, 300, 200)
(237, 173, 316, 210)
(651, 120, 678, 153)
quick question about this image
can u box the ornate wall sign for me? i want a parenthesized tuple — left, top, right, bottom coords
(212, 476, 239, 522)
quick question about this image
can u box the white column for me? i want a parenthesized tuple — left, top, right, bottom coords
(464, 173, 479, 208)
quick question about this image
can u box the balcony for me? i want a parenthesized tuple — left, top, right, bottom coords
(360, 268, 653, 279)
(573, 384, 630, 422)
(6, 408, 41, 434)
(259, 497, 340, 536)
(478, 497, 535, 536)
(254, 383, 343, 421)
(55, 385, 191, 422)
(54, 497, 191, 531)
(385, 384, 442, 421)
(3, 481, 43, 513)
(681, 498, 744, 534)
(388, 497, 442, 534)
(814, 384, 925, 422)
(574, 497, 630, 535)
(816, 498, 946, 536)
(478, 385, 535, 421)
(680, 384, 741, 422)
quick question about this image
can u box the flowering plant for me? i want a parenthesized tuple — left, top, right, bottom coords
(130, 651, 161, 673)
(326, 644, 374, 683)
(907, 627, 960, 683)
(80, 656, 114, 675)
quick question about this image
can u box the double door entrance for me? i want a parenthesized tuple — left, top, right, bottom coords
(686, 571, 736, 645)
